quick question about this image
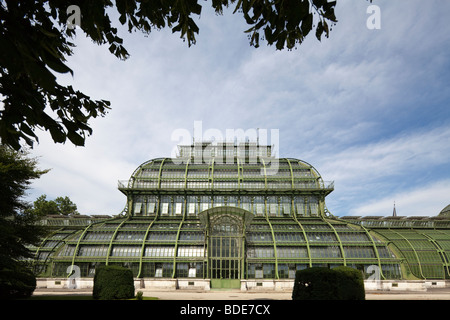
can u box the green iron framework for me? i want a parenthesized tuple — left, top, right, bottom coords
(30, 142, 450, 281)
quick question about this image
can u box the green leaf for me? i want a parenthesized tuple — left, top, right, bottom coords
(44, 56, 74, 75)
(264, 27, 274, 43)
(48, 125, 66, 143)
(191, 3, 202, 15)
(301, 13, 313, 37)
(276, 31, 287, 50)
(22, 61, 57, 93)
(20, 123, 37, 139)
(172, 23, 182, 33)
(323, 21, 329, 38)
(109, 43, 117, 54)
(315, 21, 324, 41)
(67, 130, 85, 146)
(119, 13, 127, 25)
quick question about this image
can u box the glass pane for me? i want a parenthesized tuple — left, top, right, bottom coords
(134, 203, 142, 215)
(160, 203, 169, 215)
(188, 203, 196, 215)
(175, 203, 183, 215)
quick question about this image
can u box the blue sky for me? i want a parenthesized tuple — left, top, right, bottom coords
(26, 0, 450, 217)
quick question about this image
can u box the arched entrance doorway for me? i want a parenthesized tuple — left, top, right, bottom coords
(199, 207, 253, 288)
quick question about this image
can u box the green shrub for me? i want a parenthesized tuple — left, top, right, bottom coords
(292, 267, 339, 300)
(136, 291, 144, 300)
(292, 267, 365, 300)
(93, 265, 135, 300)
(332, 266, 365, 300)
(0, 265, 37, 299)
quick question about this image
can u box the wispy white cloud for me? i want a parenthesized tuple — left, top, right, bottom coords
(316, 124, 450, 216)
(24, 0, 450, 218)
(318, 125, 450, 183)
(348, 179, 450, 217)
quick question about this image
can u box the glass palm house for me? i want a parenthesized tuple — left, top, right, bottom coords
(31, 142, 450, 287)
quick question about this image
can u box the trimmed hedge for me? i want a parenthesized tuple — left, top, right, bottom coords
(93, 265, 135, 300)
(332, 266, 365, 300)
(292, 267, 365, 300)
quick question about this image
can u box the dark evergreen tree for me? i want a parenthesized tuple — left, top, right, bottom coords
(0, 144, 48, 298)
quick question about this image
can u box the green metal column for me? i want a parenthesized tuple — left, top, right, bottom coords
(323, 218, 346, 266)
(172, 198, 186, 278)
(237, 158, 243, 189)
(286, 158, 295, 189)
(390, 229, 426, 279)
(293, 214, 312, 267)
(261, 158, 268, 189)
(68, 217, 115, 276)
(136, 214, 158, 278)
(210, 158, 215, 188)
(157, 158, 167, 189)
(241, 221, 247, 279)
(359, 224, 386, 280)
(184, 158, 190, 189)
(419, 231, 448, 279)
(433, 230, 450, 278)
(35, 227, 63, 277)
(106, 217, 130, 265)
(264, 197, 279, 279)
(69, 224, 93, 274)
